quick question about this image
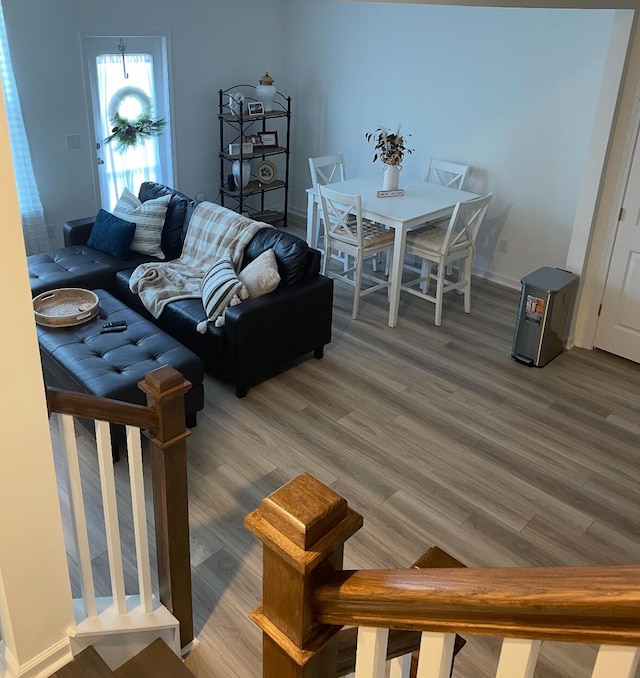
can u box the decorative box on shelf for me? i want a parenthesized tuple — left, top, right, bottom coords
(229, 142, 254, 156)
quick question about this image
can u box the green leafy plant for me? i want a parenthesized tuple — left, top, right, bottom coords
(103, 113, 166, 152)
(365, 125, 413, 166)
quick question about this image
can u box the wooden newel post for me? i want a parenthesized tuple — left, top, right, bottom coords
(245, 472, 363, 678)
(139, 365, 194, 649)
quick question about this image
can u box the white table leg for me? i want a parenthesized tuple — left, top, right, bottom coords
(306, 191, 319, 248)
(388, 225, 406, 328)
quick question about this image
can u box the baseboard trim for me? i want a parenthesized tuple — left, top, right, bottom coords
(470, 268, 521, 290)
(3, 636, 72, 678)
(180, 636, 200, 658)
(286, 208, 306, 230)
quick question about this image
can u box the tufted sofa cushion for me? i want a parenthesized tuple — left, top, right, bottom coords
(243, 228, 309, 287)
(28, 245, 150, 297)
(37, 289, 204, 411)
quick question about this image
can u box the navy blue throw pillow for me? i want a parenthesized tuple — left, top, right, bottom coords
(87, 209, 136, 259)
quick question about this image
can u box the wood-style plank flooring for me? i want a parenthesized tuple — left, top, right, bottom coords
(49, 246, 640, 678)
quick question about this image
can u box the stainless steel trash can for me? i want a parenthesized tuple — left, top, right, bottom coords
(511, 267, 578, 367)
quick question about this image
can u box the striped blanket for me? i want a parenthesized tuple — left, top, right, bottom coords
(129, 201, 269, 319)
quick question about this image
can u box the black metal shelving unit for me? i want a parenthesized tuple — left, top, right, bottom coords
(218, 85, 291, 226)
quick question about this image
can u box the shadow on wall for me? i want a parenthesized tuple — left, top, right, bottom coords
(474, 202, 511, 277)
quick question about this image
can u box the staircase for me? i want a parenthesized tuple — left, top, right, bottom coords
(52, 640, 195, 677)
(0, 366, 197, 678)
(247, 472, 640, 678)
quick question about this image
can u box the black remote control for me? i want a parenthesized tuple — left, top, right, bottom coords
(100, 325, 127, 333)
(103, 320, 127, 328)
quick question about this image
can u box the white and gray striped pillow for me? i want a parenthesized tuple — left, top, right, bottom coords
(199, 256, 248, 332)
(112, 187, 171, 259)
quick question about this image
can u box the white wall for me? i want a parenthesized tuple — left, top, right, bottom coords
(283, 1, 614, 286)
(3, 0, 615, 287)
(2, 0, 288, 233)
(0, 79, 74, 675)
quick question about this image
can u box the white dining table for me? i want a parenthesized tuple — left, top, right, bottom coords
(306, 175, 479, 327)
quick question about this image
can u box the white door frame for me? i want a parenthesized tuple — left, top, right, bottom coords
(80, 30, 177, 210)
(572, 9, 640, 351)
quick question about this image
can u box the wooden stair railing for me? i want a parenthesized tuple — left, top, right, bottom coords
(46, 365, 194, 650)
(246, 473, 640, 678)
(335, 547, 466, 678)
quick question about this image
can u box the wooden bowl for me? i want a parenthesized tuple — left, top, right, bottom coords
(33, 288, 99, 328)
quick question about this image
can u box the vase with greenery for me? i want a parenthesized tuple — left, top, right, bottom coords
(366, 125, 413, 190)
(366, 125, 413, 166)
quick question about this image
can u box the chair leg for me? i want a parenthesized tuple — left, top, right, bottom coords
(322, 241, 332, 276)
(435, 266, 445, 326)
(420, 259, 431, 294)
(352, 257, 364, 319)
(464, 256, 472, 314)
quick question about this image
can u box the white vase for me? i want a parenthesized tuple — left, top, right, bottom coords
(232, 160, 251, 189)
(256, 72, 277, 112)
(228, 93, 243, 117)
(383, 164, 401, 191)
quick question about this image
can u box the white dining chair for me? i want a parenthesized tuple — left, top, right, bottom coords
(319, 185, 395, 320)
(309, 153, 346, 194)
(426, 158, 471, 190)
(401, 193, 493, 326)
(309, 153, 347, 252)
(400, 158, 473, 278)
(309, 153, 354, 270)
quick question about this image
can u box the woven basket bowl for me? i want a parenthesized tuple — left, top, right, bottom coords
(33, 288, 100, 328)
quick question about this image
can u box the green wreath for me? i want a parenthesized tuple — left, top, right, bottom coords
(103, 86, 166, 152)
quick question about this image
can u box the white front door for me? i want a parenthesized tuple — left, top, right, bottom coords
(83, 35, 173, 210)
(594, 120, 640, 363)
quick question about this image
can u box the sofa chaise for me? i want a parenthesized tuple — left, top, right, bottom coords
(28, 182, 333, 397)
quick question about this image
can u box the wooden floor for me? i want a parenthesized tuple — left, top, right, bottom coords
(49, 252, 640, 678)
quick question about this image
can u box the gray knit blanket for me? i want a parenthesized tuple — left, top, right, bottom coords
(129, 201, 269, 319)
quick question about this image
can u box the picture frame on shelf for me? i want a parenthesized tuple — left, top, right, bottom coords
(245, 134, 261, 146)
(228, 142, 254, 155)
(259, 131, 278, 147)
(247, 102, 264, 116)
(256, 160, 277, 184)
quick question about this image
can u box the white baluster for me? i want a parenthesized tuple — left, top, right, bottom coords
(495, 638, 541, 678)
(355, 627, 389, 678)
(59, 414, 97, 617)
(126, 425, 152, 612)
(416, 632, 455, 678)
(389, 653, 412, 678)
(592, 646, 640, 677)
(95, 420, 126, 613)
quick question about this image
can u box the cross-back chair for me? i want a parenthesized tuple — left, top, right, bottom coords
(318, 185, 395, 320)
(309, 153, 351, 267)
(426, 158, 471, 190)
(400, 158, 473, 278)
(309, 153, 346, 192)
(401, 193, 493, 326)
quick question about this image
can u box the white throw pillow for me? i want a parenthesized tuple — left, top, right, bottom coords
(112, 187, 171, 259)
(198, 256, 247, 333)
(238, 248, 281, 298)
